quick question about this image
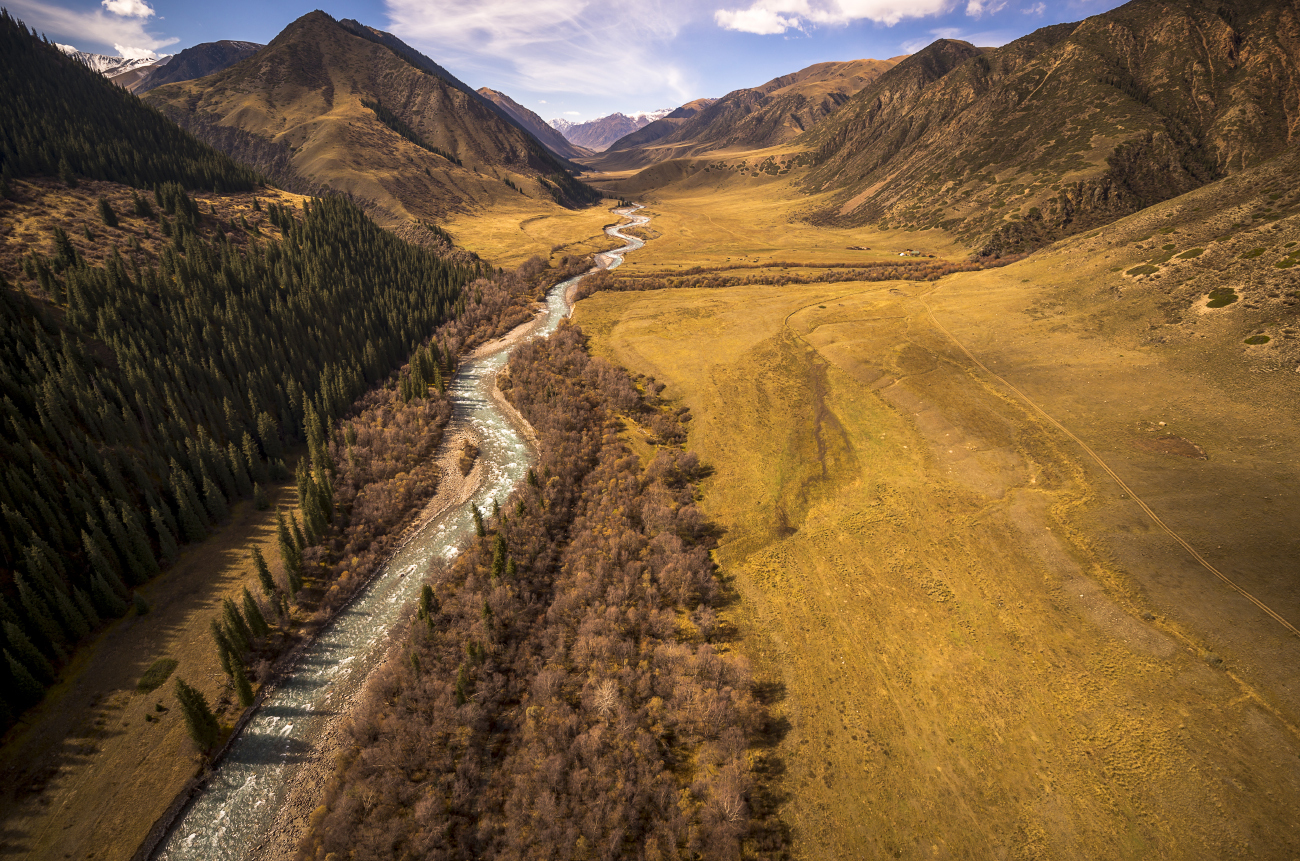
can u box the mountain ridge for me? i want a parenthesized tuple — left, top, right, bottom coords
(144, 11, 598, 232)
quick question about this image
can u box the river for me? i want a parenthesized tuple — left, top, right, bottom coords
(153, 204, 649, 860)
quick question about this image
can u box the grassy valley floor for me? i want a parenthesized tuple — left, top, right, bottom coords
(573, 174, 1300, 858)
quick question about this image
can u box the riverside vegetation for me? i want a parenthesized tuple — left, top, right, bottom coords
(301, 324, 784, 861)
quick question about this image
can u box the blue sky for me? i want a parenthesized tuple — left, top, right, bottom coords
(11, 0, 1126, 121)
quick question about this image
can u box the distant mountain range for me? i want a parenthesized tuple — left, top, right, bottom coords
(549, 110, 675, 152)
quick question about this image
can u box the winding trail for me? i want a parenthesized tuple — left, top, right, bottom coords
(150, 205, 649, 861)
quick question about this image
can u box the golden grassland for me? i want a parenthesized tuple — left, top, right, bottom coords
(441, 196, 626, 269)
(575, 156, 1300, 858)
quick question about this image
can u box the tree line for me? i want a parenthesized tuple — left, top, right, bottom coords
(169, 267, 545, 752)
(0, 175, 493, 729)
(300, 324, 786, 861)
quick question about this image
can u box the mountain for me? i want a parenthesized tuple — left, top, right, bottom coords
(594, 59, 900, 169)
(55, 44, 167, 76)
(114, 40, 263, 94)
(478, 88, 593, 160)
(550, 111, 673, 152)
(798, 0, 1300, 254)
(595, 98, 718, 153)
(332, 19, 581, 165)
(144, 11, 597, 233)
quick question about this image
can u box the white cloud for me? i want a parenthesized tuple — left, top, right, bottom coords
(7, 0, 176, 52)
(713, 0, 956, 34)
(384, 0, 698, 100)
(113, 43, 156, 59)
(564, 110, 581, 115)
(101, 0, 154, 18)
(965, 0, 1006, 17)
(1023, 2, 1045, 13)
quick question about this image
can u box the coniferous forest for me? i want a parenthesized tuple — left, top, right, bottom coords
(0, 11, 491, 730)
(0, 11, 260, 195)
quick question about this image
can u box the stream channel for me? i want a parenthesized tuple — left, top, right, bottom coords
(153, 204, 650, 860)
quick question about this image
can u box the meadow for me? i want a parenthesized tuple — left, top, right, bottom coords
(573, 164, 1300, 858)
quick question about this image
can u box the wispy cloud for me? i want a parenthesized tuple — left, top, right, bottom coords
(1023, 2, 1045, 13)
(8, 0, 175, 54)
(100, 0, 154, 18)
(714, 0, 958, 34)
(965, 0, 1006, 18)
(900, 24, 1014, 51)
(384, 0, 698, 100)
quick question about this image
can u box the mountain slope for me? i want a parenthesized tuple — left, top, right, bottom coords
(800, 0, 1300, 254)
(145, 11, 596, 229)
(478, 88, 593, 160)
(593, 59, 901, 169)
(118, 40, 263, 94)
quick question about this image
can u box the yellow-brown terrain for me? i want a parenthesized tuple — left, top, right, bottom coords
(573, 139, 1300, 857)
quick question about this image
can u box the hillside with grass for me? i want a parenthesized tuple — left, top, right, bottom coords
(795, 0, 1300, 254)
(145, 11, 598, 233)
(594, 58, 902, 170)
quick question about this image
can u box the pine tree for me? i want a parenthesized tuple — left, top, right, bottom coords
(202, 473, 228, 522)
(210, 619, 235, 676)
(14, 573, 66, 649)
(473, 506, 485, 538)
(251, 546, 276, 598)
(222, 598, 251, 653)
(118, 502, 160, 578)
(90, 573, 128, 616)
(492, 533, 507, 580)
(174, 678, 220, 750)
(241, 588, 269, 638)
(290, 512, 306, 554)
(5, 649, 45, 704)
(96, 196, 118, 228)
(252, 483, 269, 511)
(151, 507, 179, 562)
(3, 621, 54, 683)
(232, 660, 254, 707)
(72, 588, 100, 628)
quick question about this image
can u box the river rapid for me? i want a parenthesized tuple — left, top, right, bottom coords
(153, 204, 649, 861)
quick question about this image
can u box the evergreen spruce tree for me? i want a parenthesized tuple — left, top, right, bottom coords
(132, 592, 149, 615)
(473, 506, 486, 538)
(174, 678, 220, 750)
(227, 442, 253, 498)
(241, 588, 269, 638)
(72, 588, 100, 628)
(151, 507, 179, 562)
(14, 573, 66, 649)
(117, 502, 160, 578)
(201, 473, 228, 522)
(210, 619, 235, 676)
(232, 660, 254, 708)
(90, 574, 128, 616)
(252, 483, 269, 511)
(3, 622, 55, 683)
(5, 649, 46, 704)
(221, 598, 251, 653)
(290, 512, 306, 554)
(96, 196, 118, 228)
(251, 546, 276, 597)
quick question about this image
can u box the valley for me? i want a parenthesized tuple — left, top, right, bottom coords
(2, 0, 1299, 858)
(574, 172, 1300, 859)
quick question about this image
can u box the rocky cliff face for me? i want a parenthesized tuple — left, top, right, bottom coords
(801, 0, 1300, 255)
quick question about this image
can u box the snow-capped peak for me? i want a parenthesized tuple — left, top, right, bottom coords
(56, 43, 169, 77)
